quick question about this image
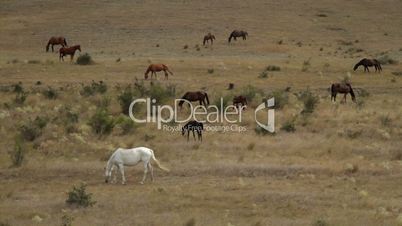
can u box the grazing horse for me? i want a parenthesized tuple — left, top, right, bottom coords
(331, 83, 356, 103)
(178, 91, 210, 108)
(59, 45, 81, 62)
(353, 58, 382, 72)
(228, 30, 248, 43)
(46, 36, 67, 52)
(105, 147, 169, 185)
(203, 33, 216, 45)
(182, 120, 204, 141)
(144, 64, 173, 80)
(233, 95, 248, 110)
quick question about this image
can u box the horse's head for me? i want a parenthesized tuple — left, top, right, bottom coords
(77, 45, 81, 52)
(353, 63, 359, 71)
(144, 73, 149, 80)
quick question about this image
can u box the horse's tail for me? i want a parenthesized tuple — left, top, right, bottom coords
(346, 84, 356, 102)
(150, 150, 170, 172)
(63, 38, 68, 47)
(163, 64, 173, 75)
(204, 92, 210, 105)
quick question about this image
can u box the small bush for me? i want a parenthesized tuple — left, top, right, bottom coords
(61, 214, 74, 226)
(265, 65, 281, 71)
(241, 85, 259, 102)
(312, 218, 329, 226)
(9, 138, 25, 167)
(298, 89, 319, 114)
(380, 115, 392, 127)
(148, 83, 176, 103)
(213, 94, 232, 112)
(302, 59, 311, 72)
(27, 59, 40, 64)
(116, 115, 135, 135)
(80, 81, 107, 96)
(88, 108, 115, 135)
(118, 87, 138, 115)
(258, 71, 268, 78)
(95, 96, 111, 109)
(267, 90, 289, 109)
(76, 53, 94, 65)
(358, 88, 370, 98)
(66, 183, 96, 207)
(207, 68, 214, 74)
(281, 119, 296, 132)
(13, 82, 23, 93)
(19, 117, 48, 141)
(254, 125, 275, 136)
(391, 71, 402, 76)
(14, 92, 28, 104)
(43, 86, 58, 99)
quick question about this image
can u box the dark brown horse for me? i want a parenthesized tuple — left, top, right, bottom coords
(228, 30, 248, 43)
(59, 45, 81, 62)
(203, 33, 215, 45)
(182, 120, 204, 141)
(233, 95, 247, 110)
(144, 64, 173, 80)
(331, 83, 356, 103)
(46, 36, 67, 52)
(178, 91, 210, 108)
(353, 58, 382, 72)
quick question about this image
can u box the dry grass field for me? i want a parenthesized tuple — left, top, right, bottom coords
(1, 0, 402, 225)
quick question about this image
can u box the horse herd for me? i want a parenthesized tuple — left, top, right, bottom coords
(44, 31, 385, 185)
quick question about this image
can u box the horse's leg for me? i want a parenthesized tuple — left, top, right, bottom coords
(52, 44, 54, 52)
(111, 165, 118, 184)
(192, 130, 196, 140)
(148, 162, 154, 182)
(140, 162, 148, 184)
(118, 163, 126, 185)
(187, 130, 190, 141)
(343, 94, 347, 103)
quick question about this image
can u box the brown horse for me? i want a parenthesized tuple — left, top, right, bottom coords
(59, 45, 81, 62)
(46, 36, 67, 52)
(144, 64, 173, 80)
(233, 95, 247, 110)
(353, 58, 382, 72)
(331, 83, 356, 103)
(182, 120, 204, 141)
(178, 91, 210, 108)
(203, 33, 215, 45)
(228, 30, 248, 43)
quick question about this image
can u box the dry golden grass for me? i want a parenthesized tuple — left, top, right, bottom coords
(1, 0, 402, 225)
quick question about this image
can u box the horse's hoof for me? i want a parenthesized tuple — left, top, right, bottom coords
(139, 181, 144, 185)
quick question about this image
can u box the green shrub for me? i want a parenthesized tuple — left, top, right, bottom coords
(297, 89, 319, 114)
(302, 59, 311, 72)
(116, 115, 135, 135)
(258, 71, 268, 78)
(148, 83, 176, 103)
(380, 115, 392, 127)
(118, 87, 138, 115)
(207, 68, 214, 74)
(312, 218, 329, 226)
(96, 96, 111, 109)
(9, 138, 25, 167)
(80, 81, 107, 96)
(58, 106, 79, 133)
(14, 92, 28, 104)
(43, 86, 58, 99)
(76, 53, 94, 65)
(61, 214, 74, 226)
(254, 125, 275, 136)
(281, 119, 296, 132)
(267, 90, 289, 109)
(19, 117, 48, 141)
(88, 108, 115, 135)
(265, 65, 281, 71)
(13, 82, 23, 93)
(358, 88, 370, 98)
(241, 85, 259, 102)
(66, 183, 96, 207)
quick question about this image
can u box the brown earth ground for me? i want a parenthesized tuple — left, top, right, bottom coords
(1, 0, 402, 225)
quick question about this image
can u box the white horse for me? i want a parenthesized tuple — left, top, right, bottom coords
(104, 147, 169, 185)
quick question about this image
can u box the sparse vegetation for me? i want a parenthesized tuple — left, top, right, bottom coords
(88, 108, 115, 136)
(9, 137, 25, 167)
(265, 65, 281, 71)
(66, 183, 96, 207)
(281, 118, 296, 132)
(43, 86, 58, 99)
(19, 116, 48, 141)
(76, 53, 94, 65)
(118, 87, 138, 115)
(267, 90, 289, 109)
(207, 68, 214, 74)
(297, 89, 319, 114)
(378, 55, 398, 65)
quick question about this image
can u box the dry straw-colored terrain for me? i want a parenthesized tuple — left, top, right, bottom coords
(1, 0, 402, 225)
